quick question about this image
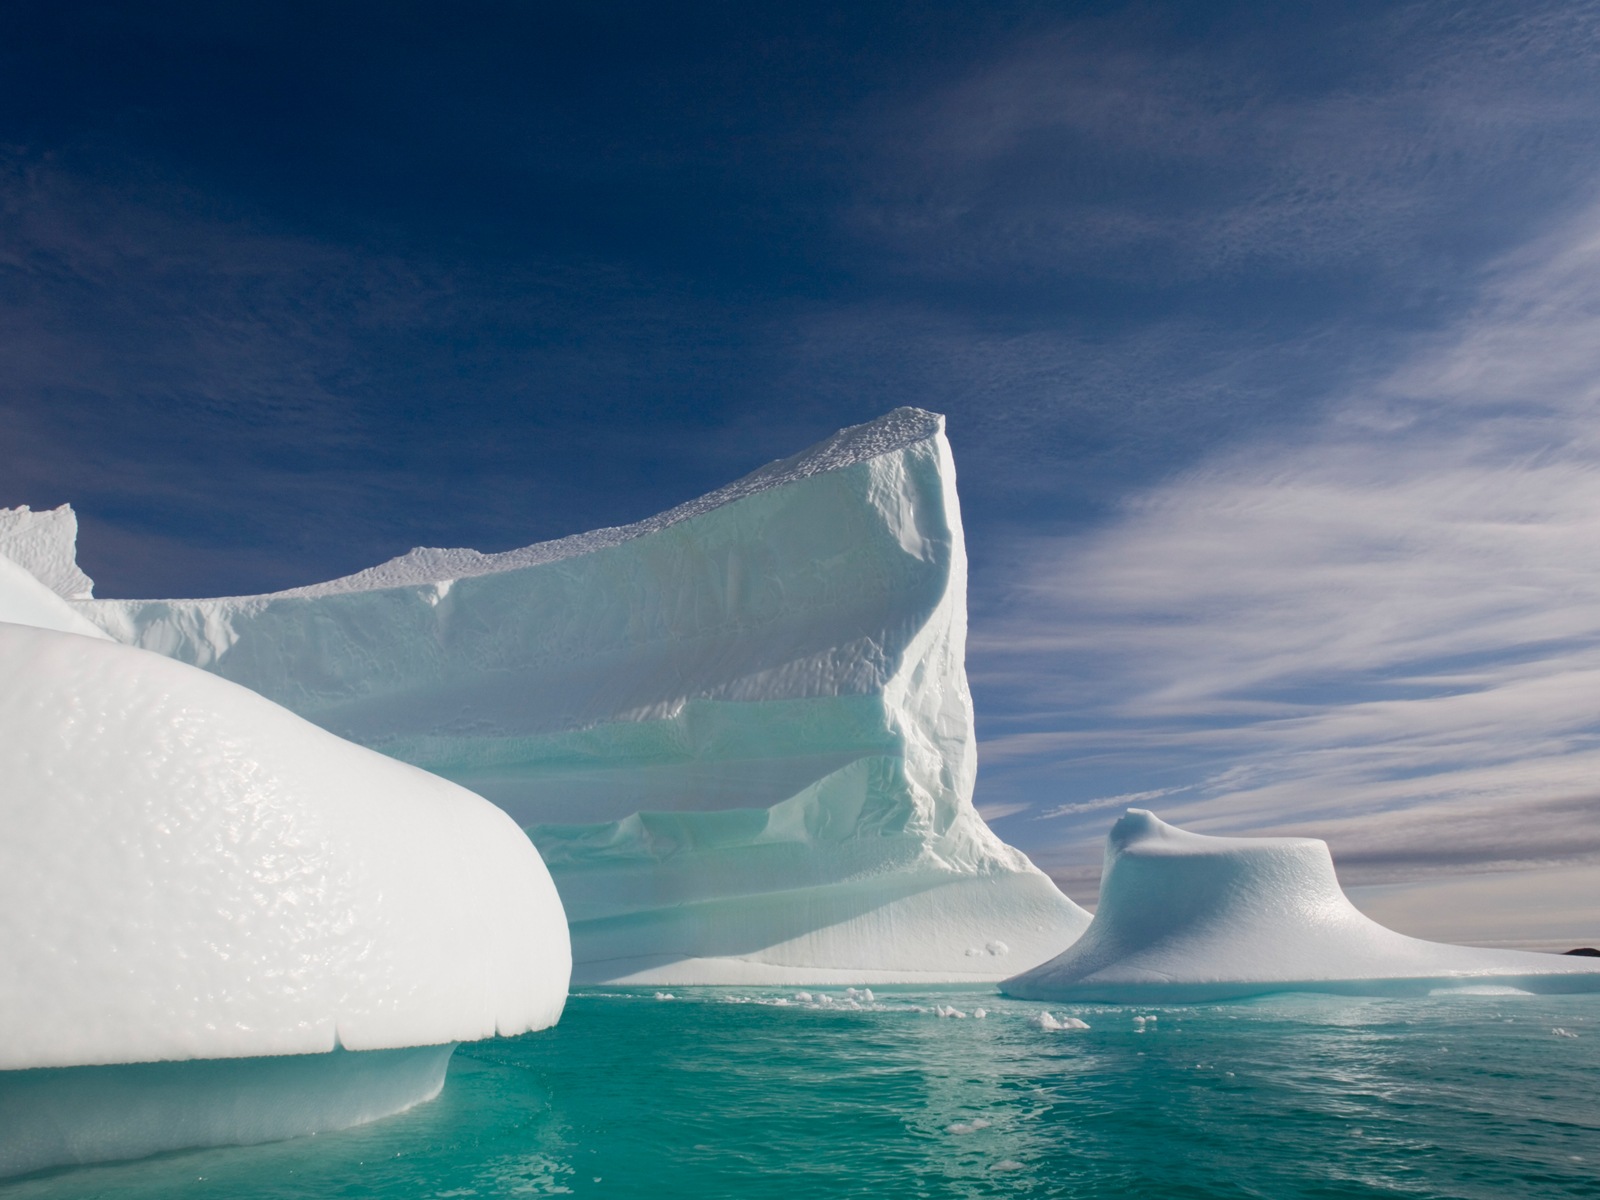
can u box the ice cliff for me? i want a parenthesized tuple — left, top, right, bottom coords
(0, 555, 570, 1175)
(77, 408, 1090, 983)
(1002, 810, 1600, 1003)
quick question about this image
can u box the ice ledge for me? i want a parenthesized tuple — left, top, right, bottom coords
(270, 407, 946, 599)
(0, 1044, 454, 1180)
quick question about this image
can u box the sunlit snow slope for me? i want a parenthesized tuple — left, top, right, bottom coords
(1002, 810, 1600, 1002)
(0, 623, 571, 1070)
(80, 409, 1088, 983)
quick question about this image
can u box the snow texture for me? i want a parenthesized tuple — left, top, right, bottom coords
(1002, 809, 1600, 1003)
(0, 1044, 453, 1179)
(0, 622, 571, 1072)
(0, 551, 108, 639)
(0, 504, 95, 600)
(78, 408, 1088, 983)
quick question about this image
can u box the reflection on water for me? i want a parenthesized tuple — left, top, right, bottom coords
(3, 988, 1596, 1199)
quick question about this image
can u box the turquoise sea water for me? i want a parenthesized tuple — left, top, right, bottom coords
(6, 987, 1597, 1200)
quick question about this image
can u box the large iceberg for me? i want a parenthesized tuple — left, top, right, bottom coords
(1002, 809, 1600, 1003)
(0, 568, 570, 1174)
(75, 408, 1089, 983)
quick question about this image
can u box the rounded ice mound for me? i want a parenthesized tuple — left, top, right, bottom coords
(0, 622, 571, 1072)
(1001, 809, 1600, 1002)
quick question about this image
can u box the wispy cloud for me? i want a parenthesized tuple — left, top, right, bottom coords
(973, 193, 1600, 883)
(1036, 786, 1193, 821)
(855, 1, 1600, 284)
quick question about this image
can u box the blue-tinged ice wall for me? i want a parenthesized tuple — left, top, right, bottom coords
(83, 409, 1090, 983)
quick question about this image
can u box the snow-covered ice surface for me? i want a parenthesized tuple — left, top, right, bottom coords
(0, 552, 108, 639)
(76, 408, 1088, 983)
(1002, 810, 1600, 1003)
(0, 623, 571, 1072)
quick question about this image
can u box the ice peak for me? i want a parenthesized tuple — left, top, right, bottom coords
(1107, 807, 1165, 849)
(0, 504, 95, 600)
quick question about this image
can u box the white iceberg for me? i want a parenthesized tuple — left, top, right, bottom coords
(0, 618, 570, 1176)
(1001, 809, 1600, 1003)
(72, 408, 1089, 983)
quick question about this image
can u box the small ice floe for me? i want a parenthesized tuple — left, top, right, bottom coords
(972, 1007, 988, 1019)
(946, 1117, 992, 1135)
(989, 1160, 1026, 1172)
(844, 987, 875, 1004)
(653, 992, 675, 1001)
(794, 991, 813, 1002)
(1133, 1016, 1147, 1033)
(935, 1004, 969, 1019)
(1029, 1011, 1089, 1031)
(1553, 1028, 1579, 1038)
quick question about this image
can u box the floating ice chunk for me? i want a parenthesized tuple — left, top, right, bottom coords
(946, 1117, 992, 1134)
(1003, 810, 1600, 1003)
(1553, 1028, 1579, 1038)
(653, 992, 676, 1001)
(990, 1160, 1026, 1172)
(795, 991, 814, 1003)
(934, 1005, 968, 1019)
(1028, 1012, 1089, 1031)
(0, 624, 570, 1173)
(844, 987, 875, 1004)
(972, 1008, 988, 1019)
(78, 410, 1090, 984)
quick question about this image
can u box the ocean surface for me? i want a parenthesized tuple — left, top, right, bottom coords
(6, 987, 1597, 1199)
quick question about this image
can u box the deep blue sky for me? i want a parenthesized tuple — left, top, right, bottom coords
(5, 0, 1600, 934)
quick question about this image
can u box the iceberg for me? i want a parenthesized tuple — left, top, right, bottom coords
(0, 618, 570, 1176)
(73, 408, 1089, 983)
(1001, 809, 1600, 1003)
